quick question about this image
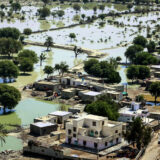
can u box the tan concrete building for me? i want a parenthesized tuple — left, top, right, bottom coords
(65, 114, 123, 150)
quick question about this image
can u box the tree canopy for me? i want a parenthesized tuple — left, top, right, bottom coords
(133, 35, 147, 47)
(19, 58, 34, 74)
(124, 117, 152, 150)
(85, 96, 120, 121)
(54, 62, 69, 76)
(0, 61, 19, 82)
(23, 28, 32, 36)
(43, 65, 54, 78)
(0, 27, 21, 40)
(18, 49, 38, 64)
(0, 38, 22, 58)
(149, 82, 160, 105)
(38, 7, 50, 18)
(44, 36, 53, 51)
(0, 84, 21, 114)
(11, 2, 21, 12)
(84, 59, 121, 84)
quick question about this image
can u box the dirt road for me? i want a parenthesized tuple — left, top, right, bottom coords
(141, 132, 160, 160)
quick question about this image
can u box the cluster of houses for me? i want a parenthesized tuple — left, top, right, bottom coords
(23, 71, 160, 159)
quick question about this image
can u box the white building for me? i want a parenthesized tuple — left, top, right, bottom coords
(118, 102, 152, 123)
(65, 114, 123, 150)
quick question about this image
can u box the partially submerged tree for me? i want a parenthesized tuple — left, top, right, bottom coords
(39, 52, 46, 66)
(133, 35, 147, 47)
(44, 36, 53, 51)
(69, 33, 76, 42)
(73, 4, 81, 13)
(38, 7, 50, 19)
(0, 61, 19, 82)
(0, 84, 21, 114)
(54, 62, 69, 76)
(73, 46, 83, 58)
(11, 2, 21, 12)
(0, 124, 7, 146)
(23, 28, 32, 36)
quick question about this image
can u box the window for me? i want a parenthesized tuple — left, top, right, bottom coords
(93, 121, 96, 126)
(102, 121, 104, 125)
(95, 131, 98, 135)
(73, 134, 76, 138)
(115, 130, 118, 133)
(94, 143, 97, 148)
(119, 133, 121, 136)
(68, 129, 71, 134)
(83, 141, 86, 146)
(73, 127, 76, 132)
(105, 142, 108, 146)
(116, 138, 119, 143)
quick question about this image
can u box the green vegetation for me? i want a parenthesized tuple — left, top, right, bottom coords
(0, 61, 19, 82)
(0, 84, 21, 114)
(0, 27, 20, 40)
(39, 52, 46, 66)
(23, 28, 32, 36)
(11, 2, 21, 12)
(133, 35, 147, 48)
(124, 117, 152, 150)
(127, 65, 150, 83)
(54, 62, 69, 76)
(38, 7, 51, 18)
(0, 124, 7, 145)
(69, 33, 76, 42)
(18, 49, 38, 64)
(44, 36, 53, 51)
(84, 59, 121, 83)
(43, 65, 54, 78)
(149, 82, 160, 105)
(85, 96, 120, 121)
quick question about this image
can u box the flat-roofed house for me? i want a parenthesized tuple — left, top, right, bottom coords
(30, 122, 58, 136)
(65, 114, 123, 150)
(34, 115, 57, 124)
(49, 111, 72, 124)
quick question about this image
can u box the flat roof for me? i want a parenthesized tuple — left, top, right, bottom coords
(36, 81, 59, 85)
(84, 91, 101, 96)
(32, 122, 55, 128)
(85, 114, 107, 121)
(35, 115, 56, 121)
(49, 111, 72, 116)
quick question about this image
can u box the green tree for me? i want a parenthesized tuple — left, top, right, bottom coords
(93, 6, 97, 14)
(59, 62, 69, 76)
(85, 96, 120, 121)
(23, 28, 32, 36)
(133, 35, 147, 47)
(116, 56, 122, 62)
(44, 36, 53, 51)
(147, 41, 156, 53)
(125, 45, 143, 63)
(39, 52, 46, 66)
(43, 65, 54, 78)
(81, 14, 85, 21)
(0, 4, 5, 10)
(0, 84, 21, 114)
(0, 27, 21, 40)
(99, 14, 105, 21)
(137, 65, 150, 80)
(0, 124, 7, 146)
(57, 10, 65, 19)
(54, 64, 61, 75)
(69, 33, 76, 42)
(99, 4, 105, 13)
(149, 82, 160, 105)
(134, 52, 158, 65)
(18, 50, 38, 64)
(124, 117, 152, 150)
(0, 61, 19, 82)
(127, 65, 139, 83)
(19, 58, 33, 74)
(38, 7, 50, 19)
(73, 4, 81, 13)
(84, 59, 99, 74)
(11, 2, 21, 12)
(0, 38, 22, 58)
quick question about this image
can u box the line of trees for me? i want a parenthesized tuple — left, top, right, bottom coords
(84, 58, 121, 84)
(125, 36, 158, 65)
(43, 62, 69, 78)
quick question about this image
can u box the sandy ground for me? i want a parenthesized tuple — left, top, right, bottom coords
(141, 132, 160, 160)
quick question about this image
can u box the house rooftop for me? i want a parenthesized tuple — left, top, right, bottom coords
(84, 91, 101, 96)
(35, 81, 59, 85)
(49, 111, 72, 117)
(35, 115, 56, 121)
(85, 114, 107, 121)
(31, 122, 55, 128)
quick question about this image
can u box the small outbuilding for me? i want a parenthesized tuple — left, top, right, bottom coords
(49, 111, 72, 124)
(61, 88, 76, 99)
(30, 122, 58, 136)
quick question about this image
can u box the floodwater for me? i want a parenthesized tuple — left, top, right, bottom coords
(0, 98, 60, 152)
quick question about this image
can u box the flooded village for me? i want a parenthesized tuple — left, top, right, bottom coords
(0, 0, 160, 159)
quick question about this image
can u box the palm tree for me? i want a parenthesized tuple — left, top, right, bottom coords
(108, 57, 118, 70)
(0, 124, 6, 147)
(39, 52, 46, 66)
(44, 36, 53, 51)
(60, 62, 69, 76)
(54, 64, 61, 75)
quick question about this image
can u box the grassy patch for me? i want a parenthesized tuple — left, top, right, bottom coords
(0, 112, 21, 131)
(114, 4, 127, 11)
(39, 20, 51, 30)
(56, 21, 65, 27)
